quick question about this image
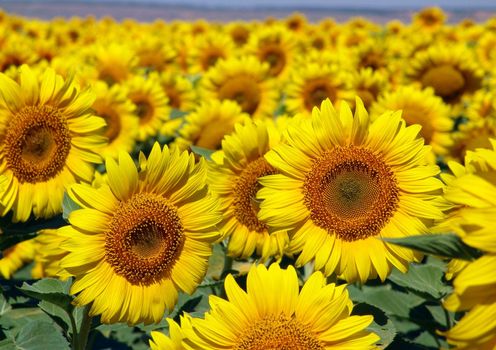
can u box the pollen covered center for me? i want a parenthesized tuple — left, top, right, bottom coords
(201, 49, 224, 70)
(400, 103, 435, 143)
(303, 79, 337, 111)
(105, 193, 184, 285)
(218, 75, 261, 115)
(421, 64, 465, 98)
(193, 120, 236, 150)
(132, 96, 155, 124)
(94, 104, 121, 142)
(235, 314, 324, 350)
(259, 44, 286, 77)
(164, 87, 182, 109)
(303, 146, 399, 241)
(4, 105, 71, 183)
(233, 157, 277, 233)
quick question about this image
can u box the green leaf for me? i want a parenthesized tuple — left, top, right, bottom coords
(18, 279, 73, 313)
(186, 74, 201, 86)
(0, 339, 16, 350)
(273, 95, 287, 117)
(171, 288, 211, 322)
(0, 293, 12, 316)
(11, 320, 70, 350)
(170, 109, 188, 120)
(190, 145, 214, 161)
(62, 192, 81, 220)
(425, 304, 454, 331)
(96, 323, 152, 350)
(388, 263, 451, 300)
(0, 232, 37, 252)
(369, 318, 396, 349)
(0, 215, 66, 251)
(348, 285, 424, 318)
(352, 302, 396, 349)
(38, 300, 71, 335)
(383, 234, 482, 261)
(0, 306, 65, 344)
(206, 243, 226, 280)
(411, 331, 442, 349)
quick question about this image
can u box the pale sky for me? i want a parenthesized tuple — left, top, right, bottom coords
(74, 0, 496, 9)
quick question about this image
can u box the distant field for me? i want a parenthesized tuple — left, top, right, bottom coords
(1, 1, 495, 22)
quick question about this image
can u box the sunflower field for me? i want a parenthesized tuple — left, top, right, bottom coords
(0, 6, 495, 349)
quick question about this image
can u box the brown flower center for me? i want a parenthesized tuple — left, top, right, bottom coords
(4, 105, 71, 184)
(311, 37, 325, 50)
(259, 45, 286, 77)
(218, 75, 261, 115)
(164, 86, 182, 109)
(303, 146, 399, 242)
(235, 314, 324, 350)
(132, 97, 155, 124)
(94, 104, 121, 142)
(230, 26, 250, 46)
(303, 79, 337, 111)
(421, 65, 465, 99)
(359, 52, 385, 71)
(233, 157, 277, 232)
(105, 193, 184, 285)
(201, 49, 224, 71)
(356, 89, 377, 109)
(400, 103, 436, 143)
(193, 121, 235, 150)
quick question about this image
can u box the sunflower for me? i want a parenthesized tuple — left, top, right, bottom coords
(32, 228, 71, 279)
(60, 144, 222, 324)
(199, 56, 279, 119)
(258, 98, 445, 283)
(0, 65, 106, 222)
(246, 25, 297, 82)
(33, 37, 60, 64)
(304, 28, 330, 52)
(225, 22, 251, 48)
(412, 7, 447, 31)
(370, 85, 453, 161)
(187, 31, 235, 74)
(0, 239, 35, 279)
(133, 36, 177, 73)
(174, 100, 250, 152)
(208, 120, 288, 261)
(476, 32, 496, 71)
(406, 44, 483, 108)
(124, 74, 170, 142)
(449, 91, 496, 162)
(158, 70, 197, 137)
(0, 35, 37, 74)
(464, 89, 496, 125)
(88, 42, 138, 85)
(181, 263, 379, 349)
(352, 39, 390, 74)
(437, 141, 496, 281)
(285, 12, 308, 33)
(350, 68, 388, 110)
(285, 63, 353, 117)
(50, 54, 97, 89)
(149, 318, 186, 350)
(158, 70, 196, 113)
(441, 143, 496, 349)
(91, 81, 138, 160)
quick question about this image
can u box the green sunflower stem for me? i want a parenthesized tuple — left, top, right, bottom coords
(220, 255, 234, 297)
(444, 307, 453, 330)
(68, 310, 80, 350)
(75, 304, 93, 350)
(222, 255, 234, 276)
